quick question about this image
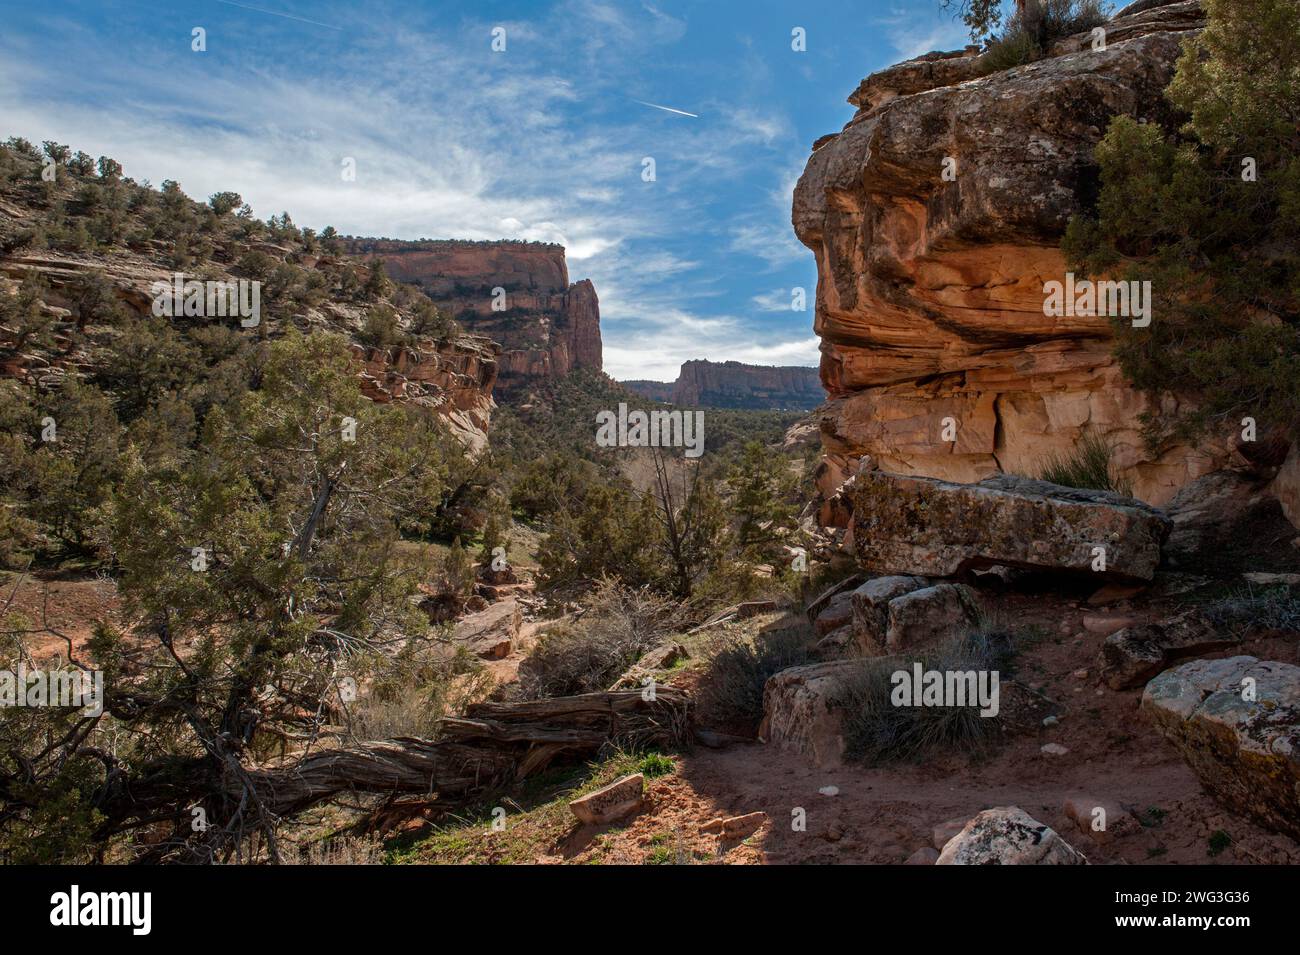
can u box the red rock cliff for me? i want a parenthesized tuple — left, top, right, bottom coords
(626, 359, 824, 410)
(793, 0, 1220, 505)
(344, 239, 602, 394)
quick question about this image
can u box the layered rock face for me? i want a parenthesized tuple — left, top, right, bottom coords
(792, 1, 1216, 504)
(624, 359, 824, 411)
(344, 239, 602, 395)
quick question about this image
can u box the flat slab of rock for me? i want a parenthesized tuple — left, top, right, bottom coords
(852, 472, 1171, 582)
(450, 598, 521, 659)
(1142, 656, 1300, 841)
(936, 807, 1088, 865)
(1099, 611, 1238, 689)
(569, 773, 645, 826)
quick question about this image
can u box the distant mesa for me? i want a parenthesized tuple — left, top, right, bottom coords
(624, 359, 824, 411)
(343, 237, 602, 396)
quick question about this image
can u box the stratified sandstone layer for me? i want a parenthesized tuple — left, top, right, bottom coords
(344, 239, 602, 395)
(625, 359, 824, 411)
(793, 1, 1216, 504)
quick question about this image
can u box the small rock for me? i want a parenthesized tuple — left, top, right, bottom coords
(936, 807, 1088, 864)
(819, 785, 840, 797)
(1082, 614, 1137, 637)
(569, 773, 645, 826)
(1073, 668, 1089, 680)
(1042, 715, 1059, 728)
(1041, 743, 1069, 756)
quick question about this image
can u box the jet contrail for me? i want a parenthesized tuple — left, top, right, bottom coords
(634, 100, 699, 118)
(213, 0, 343, 29)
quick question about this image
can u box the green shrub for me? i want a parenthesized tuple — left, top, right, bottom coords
(839, 627, 1016, 765)
(1037, 431, 1133, 496)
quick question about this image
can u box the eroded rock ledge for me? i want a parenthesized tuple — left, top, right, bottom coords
(793, 1, 1220, 504)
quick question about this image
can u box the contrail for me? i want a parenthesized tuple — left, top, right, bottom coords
(213, 0, 343, 29)
(634, 100, 699, 118)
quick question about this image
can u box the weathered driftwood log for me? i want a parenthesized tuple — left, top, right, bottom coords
(230, 687, 693, 818)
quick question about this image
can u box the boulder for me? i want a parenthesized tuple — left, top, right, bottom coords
(759, 660, 857, 768)
(849, 575, 927, 652)
(1142, 656, 1300, 841)
(935, 807, 1088, 865)
(568, 773, 645, 826)
(1099, 611, 1239, 690)
(883, 583, 981, 653)
(852, 472, 1171, 582)
(450, 598, 521, 659)
(813, 591, 854, 636)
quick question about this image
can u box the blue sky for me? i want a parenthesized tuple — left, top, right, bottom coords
(0, 0, 974, 381)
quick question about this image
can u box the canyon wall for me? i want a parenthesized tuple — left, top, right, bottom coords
(344, 238, 602, 395)
(624, 359, 824, 410)
(793, 0, 1222, 506)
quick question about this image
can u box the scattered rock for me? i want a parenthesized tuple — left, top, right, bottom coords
(935, 807, 1088, 865)
(1081, 613, 1137, 636)
(1042, 715, 1059, 728)
(1062, 795, 1141, 845)
(819, 785, 840, 797)
(1143, 656, 1300, 841)
(1099, 611, 1239, 690)
(851, 472, 1171, 582)
(449, 598, 521, 659)
(849, 575, 927, 653)
(702, 811, 767, 840)
(1040, 743, 1069, 756)
(569, 773, 645, 826)
(813, 591, 854, 635)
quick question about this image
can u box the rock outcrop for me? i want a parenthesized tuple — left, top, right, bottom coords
(624, 359, 824, 411)
(1098, 611, 1238, 690)
(1142, 656, 1300, 841)
(344, 239, 602, 395)
(936, 807, 1088, 864)
(851, 471, 1172, 582)
(793, 1, 1223, 505)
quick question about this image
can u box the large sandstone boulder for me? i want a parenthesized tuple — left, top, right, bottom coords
(848, 576, 982, 655)
(936, 807, 1088, 865)
(852, 471, 1171, 581)
(1142, 657, 1300, 841)
(794, 1, 1222, 504)
(450, 599, 521, 659)
(759, 660, 858, 768)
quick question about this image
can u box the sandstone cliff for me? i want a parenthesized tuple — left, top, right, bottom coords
(624, 359, 824, 410)
(793, 0, 1220, 505)
(344, 238, 602, 396)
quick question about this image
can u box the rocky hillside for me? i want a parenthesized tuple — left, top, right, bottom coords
(624, 359, 824, 411)
(343, 238, 602, 397)
(0, 146, 501, 452)
(794, 0, 1225, 505)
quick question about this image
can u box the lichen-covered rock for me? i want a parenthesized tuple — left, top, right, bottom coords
(883, 583, 982, 653)
(849, 575, 927, 653)
(936, 807, 1088, 865)
(1142, 657, 1300, 841)
(1099, 611, 1238, 689)
(852, 471, 1171, 581)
